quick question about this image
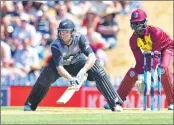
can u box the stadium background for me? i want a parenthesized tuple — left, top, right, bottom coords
(1, 1, 173, 109)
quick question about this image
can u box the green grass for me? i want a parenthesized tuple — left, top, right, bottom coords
(1, 106, 173, 124)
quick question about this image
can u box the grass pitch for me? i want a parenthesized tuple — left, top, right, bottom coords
(1, 106, 173, 124)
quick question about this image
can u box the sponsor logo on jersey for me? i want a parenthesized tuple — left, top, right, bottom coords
(130, 71, 135, 77)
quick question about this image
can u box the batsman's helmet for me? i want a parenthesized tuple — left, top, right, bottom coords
(130, 9, 147, 36)
(58, 19, 76, 31)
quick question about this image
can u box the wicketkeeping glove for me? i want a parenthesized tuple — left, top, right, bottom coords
(135, 71, 151, 95)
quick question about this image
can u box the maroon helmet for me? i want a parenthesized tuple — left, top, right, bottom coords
(130, 9, 147, 36)
(130, 9, 147, 22)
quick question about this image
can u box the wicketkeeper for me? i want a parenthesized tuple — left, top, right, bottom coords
(105, 9, 173, 110)
(24, 19, 123, 112)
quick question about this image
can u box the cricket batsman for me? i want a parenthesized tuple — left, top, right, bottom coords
(24, 19, 123, 112)
(105, 9, 173, 110)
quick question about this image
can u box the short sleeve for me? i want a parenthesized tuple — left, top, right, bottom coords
(79, 35, 93, 56)
(51, 45, 63, 67)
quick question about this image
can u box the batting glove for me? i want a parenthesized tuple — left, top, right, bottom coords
(68, 77, 80, 86)
(76, 69, 88, 84)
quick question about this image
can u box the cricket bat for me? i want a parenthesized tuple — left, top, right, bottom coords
(57, 73, 88, 104)
(57, 85, 80, 104)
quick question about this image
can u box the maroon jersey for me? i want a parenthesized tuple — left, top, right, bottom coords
(130, 25, 174, 74)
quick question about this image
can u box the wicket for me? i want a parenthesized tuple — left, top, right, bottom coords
(143, 51, 161, 111)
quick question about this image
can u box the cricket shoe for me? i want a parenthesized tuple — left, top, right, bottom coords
(104, 103, 123, 112)
(104, 103, 110, 110)
(24, 104, 32, 111)
(114, 104, 123, 112)
(168, 104, 174, 110)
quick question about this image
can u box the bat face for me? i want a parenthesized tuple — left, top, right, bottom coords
(56, 87, 76, 104)
(56, 83, 82, 104)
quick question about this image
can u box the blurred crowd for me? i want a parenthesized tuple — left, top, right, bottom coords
(1, 1, 141, 86)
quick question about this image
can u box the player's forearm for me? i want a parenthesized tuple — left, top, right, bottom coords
(82, 53, 96, 72)
(57, 65, 72, 80)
